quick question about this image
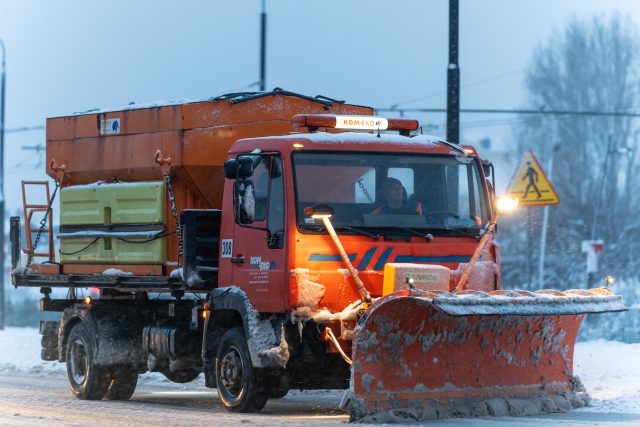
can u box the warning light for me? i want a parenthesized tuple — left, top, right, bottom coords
(496, 197, 519, 213)
(292, 143, 304, 149)
(304, 204, 334, 219)
(604, 275, 615, 287)
(84, 296, 92, 305)
(463, 148, 475, 155)
(292, 114, 419, 133)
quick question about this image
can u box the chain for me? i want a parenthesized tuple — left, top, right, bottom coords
(356, 178, 375, 203)
(162, 173, 182, 264)
(26, 181, 60, 271)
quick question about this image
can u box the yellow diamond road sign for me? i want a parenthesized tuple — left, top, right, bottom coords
(506, 150, 559, 206)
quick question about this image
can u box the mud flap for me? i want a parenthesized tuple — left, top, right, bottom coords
(349, 290, 626, 422)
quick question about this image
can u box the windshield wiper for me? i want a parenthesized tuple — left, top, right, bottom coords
(389, 227, 434, 241)
(442, 227, 482, 240)
(299, 224, 380, 240)
(334, 226, 381, 240)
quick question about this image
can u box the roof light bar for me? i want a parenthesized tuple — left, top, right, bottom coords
(292, 114, 419, 133)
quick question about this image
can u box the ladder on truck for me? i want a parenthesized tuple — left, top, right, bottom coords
(21, 181, 55, 263)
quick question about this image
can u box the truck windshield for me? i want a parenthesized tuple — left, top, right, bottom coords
(292, 151, 489, 234)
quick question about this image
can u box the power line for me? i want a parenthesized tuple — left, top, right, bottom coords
(419, 110, 619, 132)
(376, 107, 640, 119)
(389, 69, 524, 109)
(6, 125, 44, 133)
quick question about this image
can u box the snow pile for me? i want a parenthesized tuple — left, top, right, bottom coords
(293, 268, 326, 309)
(102, 268, 135, 276)
(169, 267, 183, 280)
(296, 299, 364, 324)
(224, 287, 290, 368)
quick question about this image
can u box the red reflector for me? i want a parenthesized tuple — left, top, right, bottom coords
(387, 118, 419, 132)
(292, 114, 336, 129)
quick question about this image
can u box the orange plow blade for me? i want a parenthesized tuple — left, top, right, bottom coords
(347, 289, 626, 422)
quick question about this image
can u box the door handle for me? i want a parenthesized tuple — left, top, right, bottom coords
(231, 255, 245, 264)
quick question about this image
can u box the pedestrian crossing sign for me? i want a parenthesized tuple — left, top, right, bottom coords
(506, 150, 559, 206)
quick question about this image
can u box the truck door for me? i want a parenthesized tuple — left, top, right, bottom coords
(231, 154, 287, 313)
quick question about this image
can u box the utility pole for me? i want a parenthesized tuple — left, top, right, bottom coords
(538, 144, 559, 288)
(259, 0, 267, 91)
(446, 0, 460, 145)
(0, 37, 6, 330)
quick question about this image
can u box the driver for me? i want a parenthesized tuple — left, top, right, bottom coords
(372, 177, 423, 215)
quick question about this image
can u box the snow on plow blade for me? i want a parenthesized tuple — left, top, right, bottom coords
(348, 289, 626, 422)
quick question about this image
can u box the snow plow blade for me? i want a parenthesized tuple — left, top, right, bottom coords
(348, 288, 626, 422)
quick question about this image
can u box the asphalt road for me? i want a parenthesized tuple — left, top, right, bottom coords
(2, 372, 640, 427)
(0, 373, 347, 427)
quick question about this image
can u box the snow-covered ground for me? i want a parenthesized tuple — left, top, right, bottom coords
(0, 327, 639, 426)
(573, 340, 640, 414)
(0, 326, 208, 389)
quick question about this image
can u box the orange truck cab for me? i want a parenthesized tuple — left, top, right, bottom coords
(11, 90, 501, 412)
(221, 120, 498, 316)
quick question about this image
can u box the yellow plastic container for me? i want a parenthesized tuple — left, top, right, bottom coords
(60, 181, 165, 225)
(59, 181, 166, 264)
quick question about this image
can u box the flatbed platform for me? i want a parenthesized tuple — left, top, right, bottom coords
(11, 272, 203, 293)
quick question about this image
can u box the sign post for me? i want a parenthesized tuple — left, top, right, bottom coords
(581, 240, 604, 287)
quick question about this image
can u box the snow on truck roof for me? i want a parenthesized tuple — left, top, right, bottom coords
(71, 98, 197, 115)
(242, 131, 454, 149)
(67, 89, 365, 116)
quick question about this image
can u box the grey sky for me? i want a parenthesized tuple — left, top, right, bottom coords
(1, 0, 639, 211)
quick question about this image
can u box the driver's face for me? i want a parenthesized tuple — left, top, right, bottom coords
(383, 181, 404, 207)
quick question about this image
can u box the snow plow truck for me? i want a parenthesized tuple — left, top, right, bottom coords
(11, 89, 626, 421)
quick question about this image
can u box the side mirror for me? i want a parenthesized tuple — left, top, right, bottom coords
(224, 157, 255, 179)
(234, 180, 256, 224)
(481, 160, 493, 177)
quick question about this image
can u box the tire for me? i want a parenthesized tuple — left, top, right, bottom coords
(162, 369, 201, 384)
(41, 321, 59, 361)
(104, 366, 138, 400)
(215, 327, 268, 412)
(65, 323, 110, 400)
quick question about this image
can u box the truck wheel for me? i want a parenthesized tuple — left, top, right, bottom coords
(215, 327, 268, 412)
(104, 367, 138, 400)
(65, 323, 110, 400)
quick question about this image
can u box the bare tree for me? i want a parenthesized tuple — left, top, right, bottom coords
(501, 14, 640, 290)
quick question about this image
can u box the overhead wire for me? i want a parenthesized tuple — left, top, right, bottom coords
(389, 69, 524, 108)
